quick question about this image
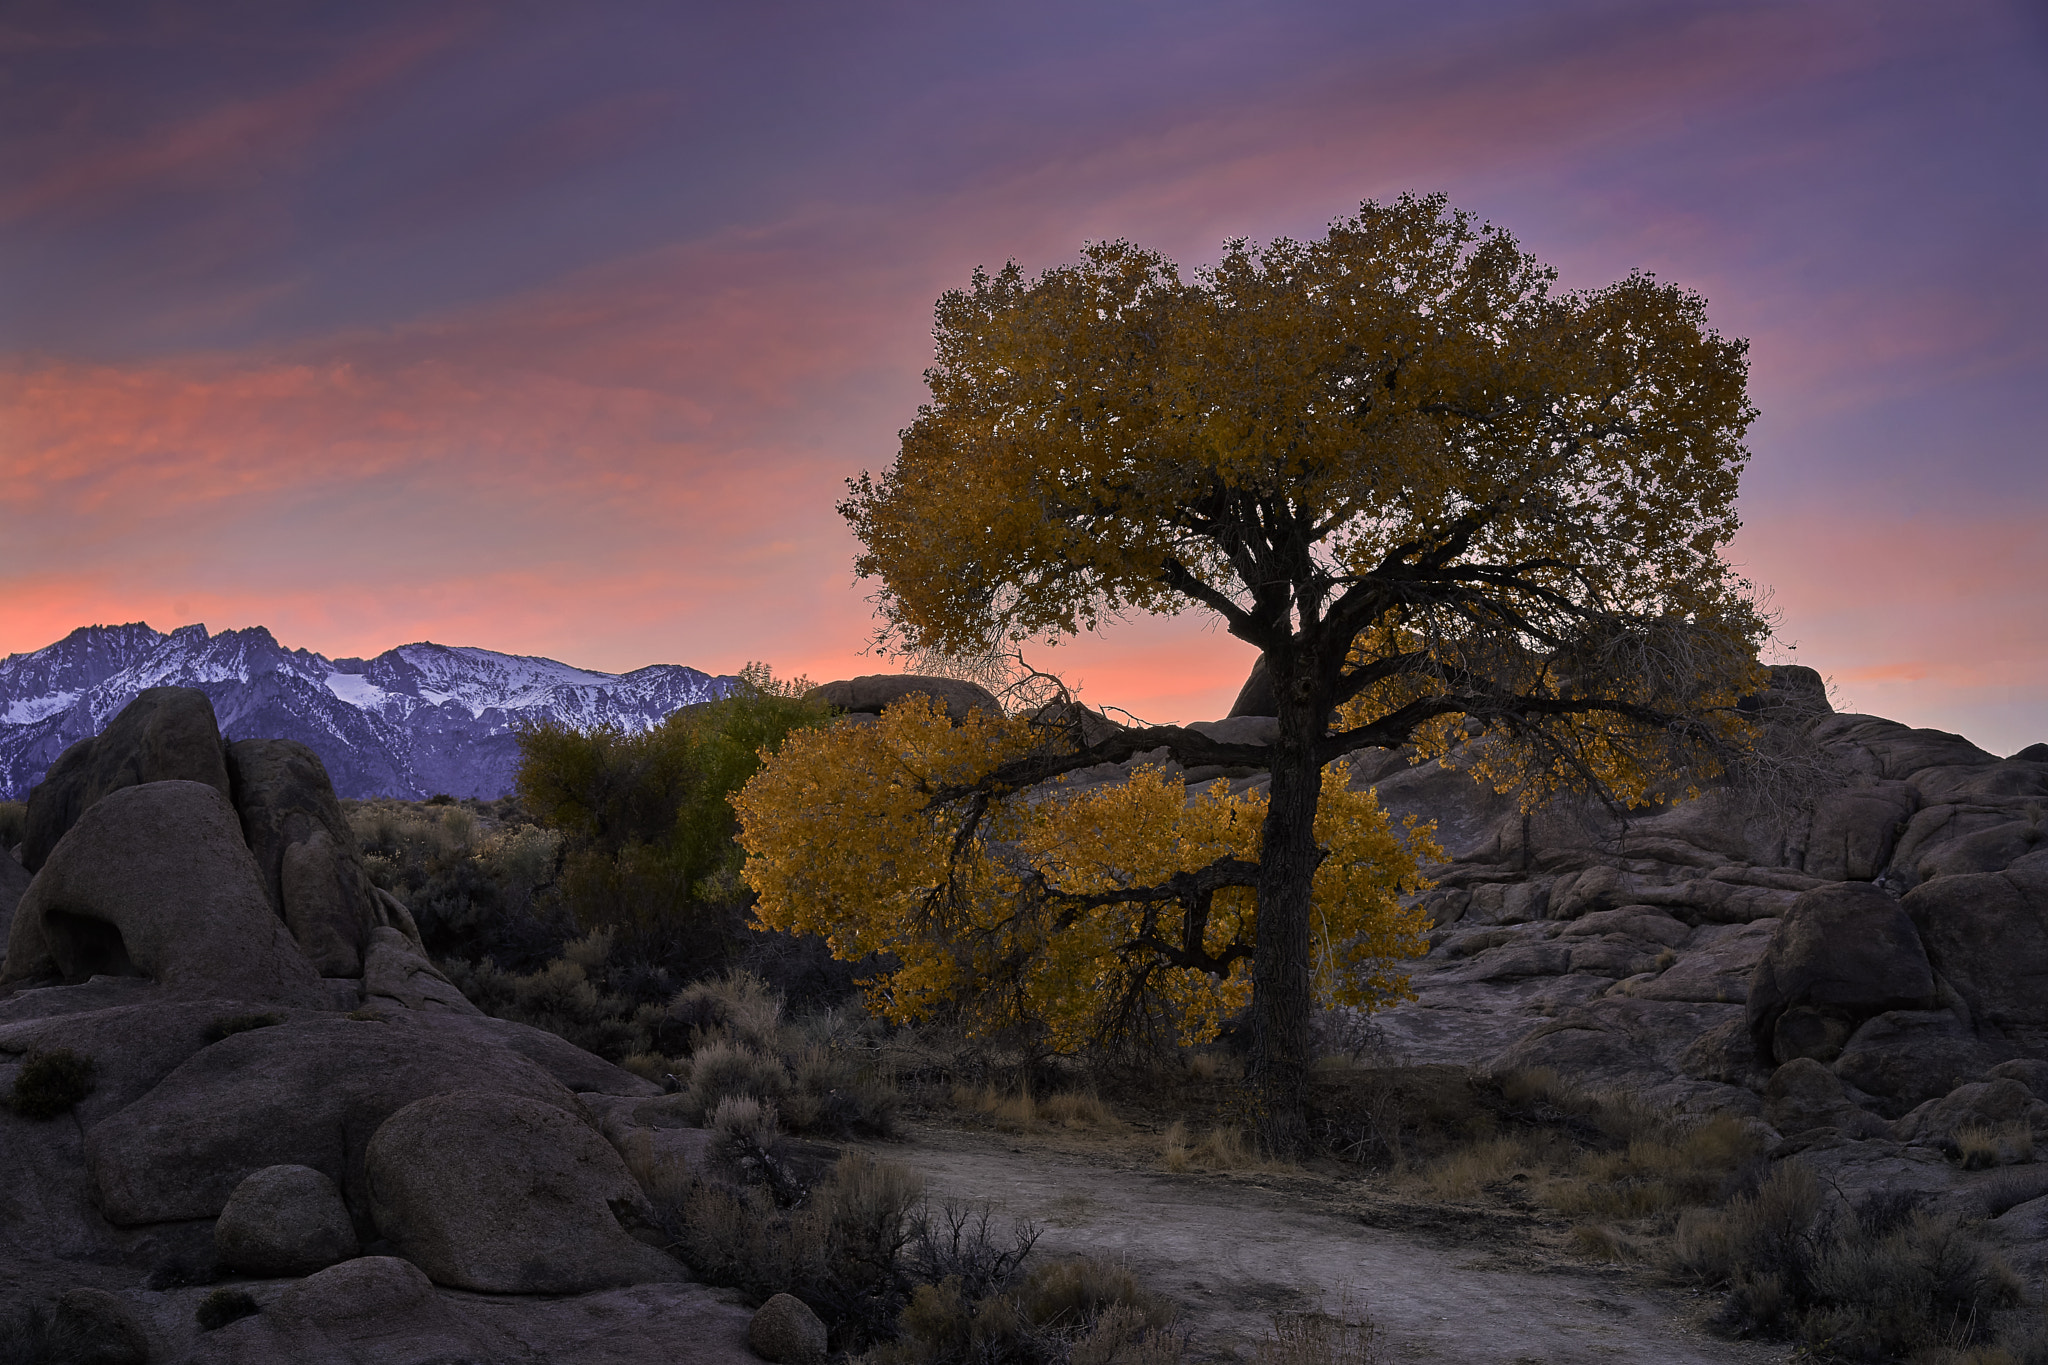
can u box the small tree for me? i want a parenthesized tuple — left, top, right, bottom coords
(834, 196, 1764, 1147)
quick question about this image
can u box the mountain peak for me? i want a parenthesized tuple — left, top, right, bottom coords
(0, 626, 738, 800)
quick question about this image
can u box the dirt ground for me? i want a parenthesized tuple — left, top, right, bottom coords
(858, 1119, 1790, 1365)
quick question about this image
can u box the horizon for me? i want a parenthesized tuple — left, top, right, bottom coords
(4, 3, 2043, 750)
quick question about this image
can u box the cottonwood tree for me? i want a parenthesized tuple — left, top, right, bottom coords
(826, 195, 1766, 1147)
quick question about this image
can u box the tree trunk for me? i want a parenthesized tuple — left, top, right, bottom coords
(1247, 685, 1325, 1155)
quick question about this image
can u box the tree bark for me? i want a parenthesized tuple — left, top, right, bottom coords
(1246, 683, 1325, 1155)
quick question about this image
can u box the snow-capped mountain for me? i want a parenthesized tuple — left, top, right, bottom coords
(0, 624, 740, 801)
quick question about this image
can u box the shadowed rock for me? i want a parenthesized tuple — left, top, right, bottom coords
(227, 738, 381, 977)
(807, 674, 1001, 725)
(1746, 882, 1938, 1064)
(2, 781, 325, 1006)
(1907, 863, 2048, 1054)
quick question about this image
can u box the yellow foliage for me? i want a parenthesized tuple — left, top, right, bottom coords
(733, 699, 1435, 1051)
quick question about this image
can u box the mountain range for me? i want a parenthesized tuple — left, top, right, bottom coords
(0, 623, 738, 801)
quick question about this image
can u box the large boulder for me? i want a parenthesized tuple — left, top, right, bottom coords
(20, 686, 231, 871)
(1, 781, 325, 1005)
(215, 1163, 359, 1276)
(1830, 1010, 1990, 1114)
(806, 674, 1001, 725)
(1745, 882, 1938, 1064)
(226, 738, 380, 977)
(366, 1089, 681, 1293)
(1906, 864, 2048, 1054)
(749, 1293, 828, 1364)
(84, 1015, 580, 1225)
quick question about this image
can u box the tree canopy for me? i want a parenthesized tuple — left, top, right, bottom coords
(828, 195, 1765, 1144)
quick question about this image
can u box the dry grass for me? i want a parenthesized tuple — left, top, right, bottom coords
(1955, 1122, 2036, 1170)
(1039, 1091, 1117, 1128)
(1160, 1121, 1261, 1172)
(1403, 1133, 1548, 1200)
(1254, 1292, 1381, 1365)
(952, 1086, 1120, 1133)
(954, 1085, 1041, 1131)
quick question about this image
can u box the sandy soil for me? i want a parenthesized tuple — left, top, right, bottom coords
(860, 1121, 1789, 1365)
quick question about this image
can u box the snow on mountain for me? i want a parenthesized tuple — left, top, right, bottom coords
(0, 623, 740, 801)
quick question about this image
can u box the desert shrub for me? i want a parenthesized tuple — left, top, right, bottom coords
(8, 1048, 94, 1119)
(689, 1040, 793, 1116)
(204, 1012, 283, 1044)
(785, 1043, 901, 1139)
(708, 1095, 806, 1206)
(665, 1151, 930, 1349)
(445, 949, 640, 1061)
(194, 1287, 259, 1331)
(1016, 1259, 1171, 1331)
(654, 1146, 1180, 1362)
(1670, 1163, 2023, 1357)
(667, 971, 787, 1052)
(874, 1257, 1177, 1365)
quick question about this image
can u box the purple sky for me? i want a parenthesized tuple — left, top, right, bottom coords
(4, 1, 2044, 749)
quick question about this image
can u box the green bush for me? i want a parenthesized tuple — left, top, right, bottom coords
(8, 1049, 95, 1119)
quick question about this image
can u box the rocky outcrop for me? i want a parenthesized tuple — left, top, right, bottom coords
(3, 780, 328, 1006)
(808, 673, 1003, 724)
(0, 690, 733, 1360)
(84, 1015, 586, 1225)
(1906, 862, 2048, 1054)
(19, 685, 231, 871)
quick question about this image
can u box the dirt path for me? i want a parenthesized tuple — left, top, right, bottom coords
(861, 1123, 1786, 1365)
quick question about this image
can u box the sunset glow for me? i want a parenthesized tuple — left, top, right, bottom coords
(4, 2, 2043, 749)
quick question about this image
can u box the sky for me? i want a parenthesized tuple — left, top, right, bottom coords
(2, 0, 2044, 751)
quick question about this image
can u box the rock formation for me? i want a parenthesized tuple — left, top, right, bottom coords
(0, 687, 756, 1364)
(886, 660, 2048, 1269)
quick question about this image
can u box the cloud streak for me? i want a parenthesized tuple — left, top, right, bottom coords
(2, 1, 2042, 747)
